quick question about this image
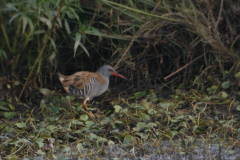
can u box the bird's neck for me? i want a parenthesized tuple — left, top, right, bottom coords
(96, 71, 109, 84)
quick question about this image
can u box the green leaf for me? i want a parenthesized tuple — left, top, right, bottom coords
(57, 17, 62, 28)
(159, 102, 172, 108)
(49, 37, 57, 51)
(6, 3, 18, 12)
(22, 16, 27, 34)
(178, 82, 185, 88)
(0, 49, 7, 59)
(108, 140, 115, 146)
(114, 105, 122, 112)
(134, 91, 146, 97)
(114, 120, 123, 124)
(40, 88, 52, 95)
(6, 155, 18, 160)
(88, 133, 97, 140)
(175, 89, 184, 94)
(135, 133, 148, 139)
(137, 122, 146, 128)
(49, 52, 56, 66)
(35, 138, 45, 147)
(101, 117, 110, 125)
(49, 107, 59, 115)
(8, 103, 15, 110)
(47, 125, 57, 132)
(75, 104, 82, 112)
(37, 150, 45, 156)
(0, 101, 7, 105)
(148, 93, 158, 101)
(77, 143, 83, 150)
(140, 115, 150, 121)
(0, 105, 10, 111)
(39, 17, 52, 28)
(9, 13, 22, 25)
(235, 72, 240, 78)
(237, 105, 240, 111)
(176, 115, 186, 119)
(16, 122, 26, 128)
(86, 121, 95, 127)
(228, 150, 235, 155)
(78, 41, 90, 57)
(133, 127, 140, 131)
(72, 120, 83, 125)
(222, 81, 231, 89)
(98, 137, 107, 143)
(147, 123, 157, 127)
(7, 98, 12, 103)
(65, 11, 72, 19)
(131, 103, 140, 108)
(14, 81, 20, 85)
(4, 112, 17, 119)
(26, 16, 34, 35)
(221, 92, 228, 99)
(148, 109, 157, 114)
(80, 114, 88, 121)
(207, 87, 215, 94)
(211, 85, 218, 89)
(69, 8, 80, 21)
(39, 128, 46, 133)
(74, 33, 81, 57)
(63, 147, 70, 152)
(57, 155, 66, 160)
(64, 19, 70, 35)
(123, 135, 132, 144)
(7, 84, 11, 89)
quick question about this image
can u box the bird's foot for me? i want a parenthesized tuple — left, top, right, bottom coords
(96, 109, 104, 115)
(88, 111, 95, 118)
(92, 108, 104, 115)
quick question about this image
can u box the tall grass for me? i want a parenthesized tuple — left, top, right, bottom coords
(0, 0, 239, 98)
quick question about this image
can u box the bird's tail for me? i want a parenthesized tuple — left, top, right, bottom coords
(57, 72, 64, 77)
(57, 72, 67, 83)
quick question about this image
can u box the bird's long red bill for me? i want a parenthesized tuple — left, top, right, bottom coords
(113, 72, 127, 79)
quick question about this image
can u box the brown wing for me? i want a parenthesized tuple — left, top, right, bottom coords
(57, 71, 105, 95)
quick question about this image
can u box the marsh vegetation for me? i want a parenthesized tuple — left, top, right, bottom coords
(1, 0, 240, 159)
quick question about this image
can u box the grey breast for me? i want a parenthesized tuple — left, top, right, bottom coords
(88, 77, 108, 98)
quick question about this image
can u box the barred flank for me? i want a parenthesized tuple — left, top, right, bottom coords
(68, 77, 96, 98)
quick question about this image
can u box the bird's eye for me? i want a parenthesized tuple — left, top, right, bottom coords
(108, 69, 113, 72)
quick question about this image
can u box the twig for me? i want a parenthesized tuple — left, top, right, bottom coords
(164, 54, 204, 80)
(114, 22, 150, 68)
(215, 0, 223, 30)
(114, 38, 134, 68)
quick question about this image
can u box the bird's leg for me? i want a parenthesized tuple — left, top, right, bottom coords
(95, 108, 104, 115)
(83, 99, 89, 110)
(83, 97, 94, 117)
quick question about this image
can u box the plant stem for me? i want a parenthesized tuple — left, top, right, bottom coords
(0, 8, 12, 53)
